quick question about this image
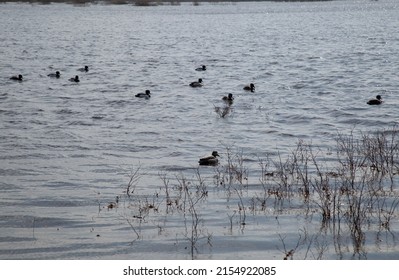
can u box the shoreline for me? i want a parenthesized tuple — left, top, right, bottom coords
(0, 0, 334, 4)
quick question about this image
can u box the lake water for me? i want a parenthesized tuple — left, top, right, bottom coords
(1, 0, 399, 260)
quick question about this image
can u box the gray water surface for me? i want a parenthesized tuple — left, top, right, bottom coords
(1, 0, 399, 259)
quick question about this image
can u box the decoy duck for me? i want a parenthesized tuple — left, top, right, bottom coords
(367, 95, 382, 105)
(243, 83, 255, 92)
(190, 78, 203, 87)
(199, 151, 220, 166)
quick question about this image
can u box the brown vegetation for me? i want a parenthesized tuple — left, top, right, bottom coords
(109, 126, 399, 259)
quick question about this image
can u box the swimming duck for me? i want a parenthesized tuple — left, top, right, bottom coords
(69, 75, 80, 82)
(222, 93, 234, 103)
(135, 90, 151, 99)
(367, 95, 382, 105)
(195, 65, 206, 71)
(48, 71, 60, 78)
(78, 66, 89, 72)
(190, 78, 203, 87)
(243, 83, 255, 92)
(199, 151, 220, 166)
(10, 74, 23, 81)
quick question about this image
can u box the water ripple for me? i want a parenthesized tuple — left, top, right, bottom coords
(1, 1, 399, 260)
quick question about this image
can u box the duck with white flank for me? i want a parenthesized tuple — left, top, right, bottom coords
(199, 151, 220, 166)
(69, 75, 80, 82)
(195, 65, 206, 71)
(243, 83, 255, 92)
(135, 90, 151, 99)
(10, 74, 23, 81)
(190, 78, 203, 87)
(367, 95, 382, 105)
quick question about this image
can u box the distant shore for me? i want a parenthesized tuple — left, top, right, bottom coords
(0, 0, 333, 4)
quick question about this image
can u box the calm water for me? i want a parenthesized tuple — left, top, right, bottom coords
(1, 0, 399, 260)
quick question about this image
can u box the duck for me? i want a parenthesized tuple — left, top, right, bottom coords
(190, 78, 203, 87)
(78, 66, 89, 72)
(69, 75, 80, 82)
(199, 151, 220, 166)
(367, 95, 382, 105)
(243, 83, 255, 92)
(48, 71, 60, 78)
(222, 93, 234, 103)
(195, 65, 206, 71)
(135, 90, 151, 99)
(10, 74, 23, 81)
